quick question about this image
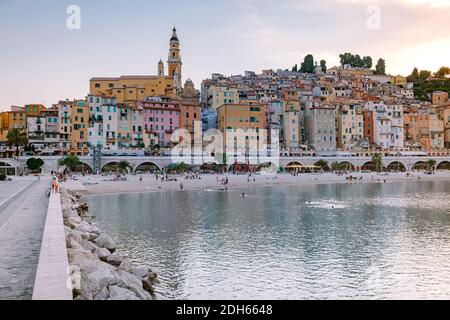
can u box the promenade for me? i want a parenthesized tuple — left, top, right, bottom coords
(0, 178, 50, 300)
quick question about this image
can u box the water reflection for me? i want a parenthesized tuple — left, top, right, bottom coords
(85, 181, 450, 299)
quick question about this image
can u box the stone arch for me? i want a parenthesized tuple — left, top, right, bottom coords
(101, 162, 120, 173)
(412, 161, 428, 171)
(284, 161, 303, 172)
(258, 161, 278, 173)
(339, 161, 355, 171)
(0, 161, 18, 175)
(134, 162, 162, 173)
(436, 161, 450, 171)
(385, 161, 407, 172)
(314, 161, 331, 171)
(361, 161, 377, 172)
(63, 162, 93, 174)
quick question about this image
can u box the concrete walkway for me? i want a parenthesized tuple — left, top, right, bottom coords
(0, 179, 50, 300)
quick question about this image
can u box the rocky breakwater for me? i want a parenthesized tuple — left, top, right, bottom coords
(61, 190, 158, 300)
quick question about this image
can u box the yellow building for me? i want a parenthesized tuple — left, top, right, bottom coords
(25, 104, 46, 116)
(69, 100, 89, 155)
(390, 75, 407, 86)
(336, 104, 364, 149)
(217, 103, 266, 154)
(208, 85, 239, 111)
(282, 100, 301, 150)
(0, 110, 27, 142)
(89, 28, 183, 103)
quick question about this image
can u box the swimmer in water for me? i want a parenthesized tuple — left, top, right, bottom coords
(241, 192, 245, 197)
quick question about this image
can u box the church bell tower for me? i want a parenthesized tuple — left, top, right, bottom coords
(168, 27, 182, 93)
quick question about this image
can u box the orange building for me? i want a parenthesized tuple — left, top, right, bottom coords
(217, 102, 267, 154)
(362, 110, 374, 145)
(69, 100, 89, 155)
(25, 104, 46, 116)
(0, 110, 27, 142)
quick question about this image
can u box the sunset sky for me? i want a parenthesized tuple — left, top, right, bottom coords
(0, 0, 449, 109)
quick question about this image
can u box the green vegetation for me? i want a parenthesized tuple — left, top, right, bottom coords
(371, 153, 383, 172)
(320, 60, 327, 73)
(339, 53, 373, 69)
(6, 128, 28, 156)
(315, 160, 329, 170)
(407, 67, 450, 100)
(428, 159, 437, 172)
(374, 58, 386, 75)
(300, 54, 315, 73)
(117, 160, 134, 174)
(26, 158, 44, 172)
(58, 155, 81, 172)
(167, 162, 190, 173)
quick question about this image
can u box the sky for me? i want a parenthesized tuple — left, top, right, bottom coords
(0, 0, 449, 110)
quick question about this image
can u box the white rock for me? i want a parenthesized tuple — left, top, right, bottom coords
(95, 248, 111, 261)
(132, 266, 149, 279)
(106, 254, 123, 267)
(80, 240, 99, 253)
(75, 220, 92, 233)
(108, 285, 140, 300)
(94, 234, 116, 252)
(93, 287, 109, 300)
(116, 270, 152, 300)
(118, 258, 133, 274)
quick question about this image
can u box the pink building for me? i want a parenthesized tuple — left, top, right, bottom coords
(138, 96, 180, 146)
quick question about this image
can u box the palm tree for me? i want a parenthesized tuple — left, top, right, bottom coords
(6, 128, 28, 157)
(427, 159, 437, 172)
(58, 155, 81, 173)
(117, 160, 133, 174)
(315, 160, 329, 172)
(371, 153, 383, 172)
(331, 162, 340, 172)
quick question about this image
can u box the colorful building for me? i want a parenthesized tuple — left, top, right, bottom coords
(89, 28, 182, 102)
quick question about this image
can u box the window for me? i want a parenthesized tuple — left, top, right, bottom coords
(95, 83, 101, 88)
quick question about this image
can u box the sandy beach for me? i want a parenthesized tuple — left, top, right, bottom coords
(62, 171, 450, 196)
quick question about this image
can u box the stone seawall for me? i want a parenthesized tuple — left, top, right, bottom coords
(61, 190, 158, 300)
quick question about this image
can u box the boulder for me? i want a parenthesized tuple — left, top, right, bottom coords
(142, 277, 154, 294)
(106, 254, 123, 267)
(93, 287, 109, 300)
(64, 216, 82, 229)
(116, 270, 152, 300)
(132, 266, 149, 279)
(80, 240, 99, 253)
(108, 285, 140, 300)
(91, 225, 101, 235)
(95, 248, 111, 262)
(118, 258, 133, 274)
(85, 267, 117, 294)
(75, 220, 92, 233)
(94, 234, 116, 252)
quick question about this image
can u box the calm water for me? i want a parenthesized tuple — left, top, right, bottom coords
(85, 180, 450, 299)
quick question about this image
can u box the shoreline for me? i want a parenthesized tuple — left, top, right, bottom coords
(60, 188, 159, 300)
(70, 171, 450, 197)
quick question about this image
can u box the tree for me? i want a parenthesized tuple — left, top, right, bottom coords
(362, 56, 373, 69)
(320, 60, 327, 73)
(427, 159, 436, 172)
(371, 153, 383, 172)
(117, 160, 133, 174)
(58, 155, 81, 173)
(354, 54, 363, 68)
(6, 128, 28, 157)
(375, 58, 386, 75)
(26, 158, 44, 172)
(315, 160, 329, 171)
(418, 70, 431, 80)
(292, 64, 298, 72)
(300, 54, 315, 73)
(435, 67, 450, 78)
(331, 162, 340, 172)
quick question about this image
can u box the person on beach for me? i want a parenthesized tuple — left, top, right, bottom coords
(140, 175, 143, 182)
(180, 182, 184, 190)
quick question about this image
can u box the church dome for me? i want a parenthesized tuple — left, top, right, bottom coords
(170, 27, 179, 42)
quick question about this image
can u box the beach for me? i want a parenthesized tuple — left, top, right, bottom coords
(65, 171, 450, 196)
